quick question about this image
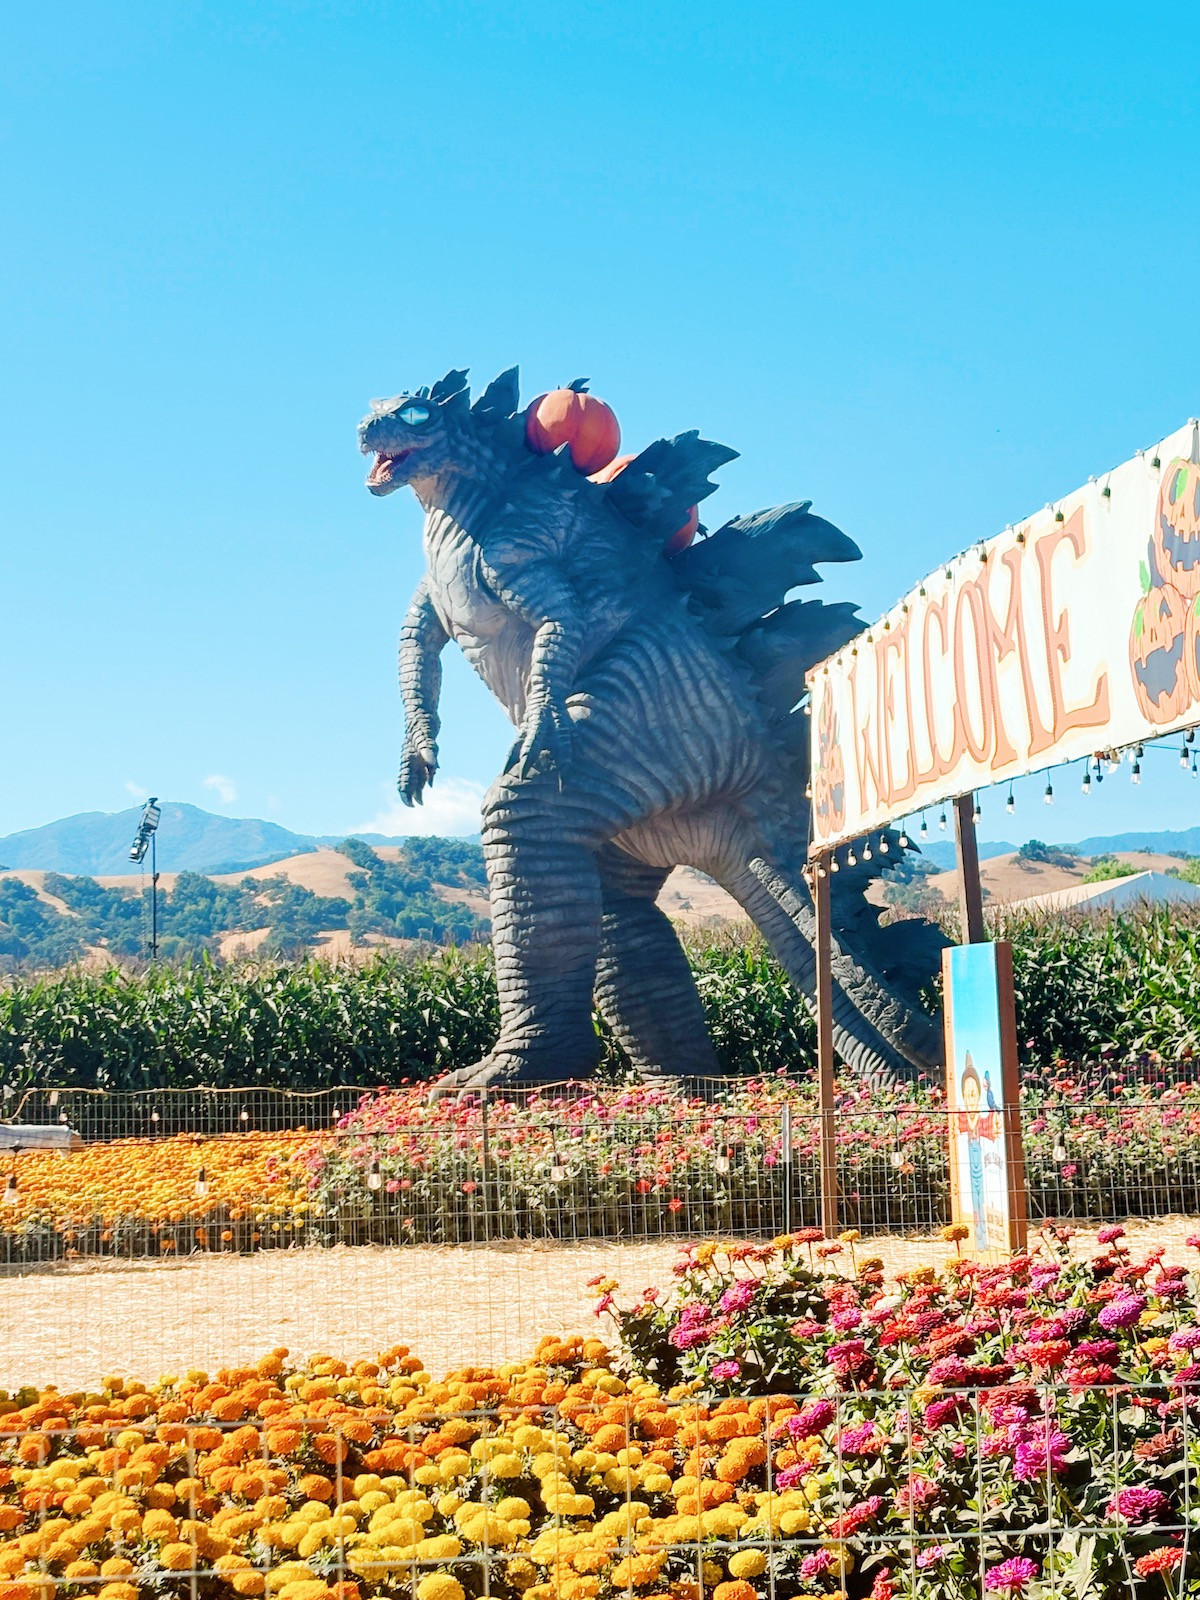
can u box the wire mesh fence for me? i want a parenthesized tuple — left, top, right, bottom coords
(3, 1075, 1200, 1266)
(0, 1375, 1191, 1599)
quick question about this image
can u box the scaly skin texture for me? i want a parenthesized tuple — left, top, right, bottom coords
(359, 369, 945, 1088)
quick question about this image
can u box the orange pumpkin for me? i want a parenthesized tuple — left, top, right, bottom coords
(525, 380, 620, 474)
(1187, 591, 1200, 704)
(589, 454, 699, 554)
(811, 688, 846, 835)
(1152, 458, 1200, 599)
(1130, 582, 1194, 724)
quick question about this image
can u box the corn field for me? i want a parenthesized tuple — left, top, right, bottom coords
(0, 908, 1198, 1093)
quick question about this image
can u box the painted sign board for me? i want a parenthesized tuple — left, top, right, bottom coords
(808, 420, 1200, 850)
(943, 940, 1027, 1259)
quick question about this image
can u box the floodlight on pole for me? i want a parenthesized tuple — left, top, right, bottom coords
(128, 798, 162, 959)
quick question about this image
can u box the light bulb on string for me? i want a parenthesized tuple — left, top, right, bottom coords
(1006, 787, 1015, 814)
(829, 853, 840, 873)
(919, 814, 928, 840)
(1136, 742, 1145, 759)
(898, 826, 909, 848)
(972, 797, 982, 824)
(1131, 760, 1141, 785)
(367, 1157, 382, 1193)
(938, 810, 948, 832)
(1183, 744, 1192, 769)
(862, 839, 873, 861)
(194, 1167, 208, 1200)
(1188, 729, 1196, 746)
(1193, 757, 1198, 779)
(1044, 780, 1054, 806)
(1081, 767, 1091, 795)
(878, 834, 889, 855)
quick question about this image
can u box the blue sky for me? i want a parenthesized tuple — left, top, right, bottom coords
(3, 1, 1198, 847)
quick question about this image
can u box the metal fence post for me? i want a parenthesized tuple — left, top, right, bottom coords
(781, 1104, 792, 1234)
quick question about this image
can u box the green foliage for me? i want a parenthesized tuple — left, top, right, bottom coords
(1018, 838, 1079, 868)
(1169, 856, 1200, 884)
(0, 838, 489, 972)
(336, 838, 485, 943)
(1082, 855, 1139, 883)
(5, 906, 1200, 1093)
(0, 950, 500, 1093)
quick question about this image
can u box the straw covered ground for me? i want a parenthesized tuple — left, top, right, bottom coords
(2, 1215, 1198, 1392)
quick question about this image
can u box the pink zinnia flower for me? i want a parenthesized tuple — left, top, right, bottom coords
(985, 1556, 1039, 1592)
(1107, 1486, 1169, 1523)
(710, 1359, 741, 1381)
(1097, 1295, 1145, 1331)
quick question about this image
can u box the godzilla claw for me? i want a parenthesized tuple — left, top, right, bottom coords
(398, 740, 438, 806)
(510, 698, 573, 784)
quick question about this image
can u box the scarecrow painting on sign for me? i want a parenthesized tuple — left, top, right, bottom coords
(943, 942, 1026, 1256)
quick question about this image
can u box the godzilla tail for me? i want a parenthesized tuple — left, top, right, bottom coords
(724, 855, 945, 1087)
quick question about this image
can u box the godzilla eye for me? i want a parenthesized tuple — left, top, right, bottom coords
(399, 404, 431, 427)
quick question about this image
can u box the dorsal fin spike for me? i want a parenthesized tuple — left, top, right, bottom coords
(430, 368, 470, 405)
(473, 367, 521, 420)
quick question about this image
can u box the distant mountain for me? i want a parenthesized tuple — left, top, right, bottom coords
(3, 800, 1199, 880)
(913, 840, 1015, 870)
(0, 803, 319, 875)
(1070, 828, 1200, 858)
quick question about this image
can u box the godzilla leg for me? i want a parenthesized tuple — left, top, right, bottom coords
(594, 846, 719, 1082)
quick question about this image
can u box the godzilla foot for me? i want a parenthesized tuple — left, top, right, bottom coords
(428, 1049, 599, 1102)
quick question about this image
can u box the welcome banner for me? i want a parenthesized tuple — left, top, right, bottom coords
(808, 419, 1200, 852)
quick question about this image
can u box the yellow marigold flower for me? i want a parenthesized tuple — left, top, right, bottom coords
(728, 1550, 767, 1579)
(416, 1577, 466, 1600)
(158, 1543, 197, 1572)
(940, 1224, 970, 1243)
(837, 1229, 861, 1244)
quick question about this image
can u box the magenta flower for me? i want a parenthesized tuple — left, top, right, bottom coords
(719, 1279, 756, 1314)
(1107, 1486, 1169, 1523)
(1096, 1225, 1126, 1245)
(984, 1556, 1039, 1592)
(785, 1399, 837, 1438)
(710, 1359, 741, 1381)
(1097, 1295, 1146, 1331)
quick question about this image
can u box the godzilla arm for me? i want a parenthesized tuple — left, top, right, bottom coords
(481, 556, 582, 781)
(398, 580, 449, 805)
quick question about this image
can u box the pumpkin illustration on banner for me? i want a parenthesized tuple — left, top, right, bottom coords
(525, 380, 621, 474)
(1152, 458, 1200, 599)
(812, 686, 846, 834)
(1129, 581, 1193, 723)
(589, 453, 700, 555)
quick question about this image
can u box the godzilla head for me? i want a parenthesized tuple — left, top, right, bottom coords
(357, 367, 521, 496)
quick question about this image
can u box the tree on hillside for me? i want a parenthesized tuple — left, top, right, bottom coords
(1018, 839, 1079, 869)
(1083, 856, 1139, 884)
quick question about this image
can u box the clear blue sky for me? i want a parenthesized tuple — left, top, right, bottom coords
(3, 2, 1198, 847)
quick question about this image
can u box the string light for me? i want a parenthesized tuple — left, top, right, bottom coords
(1006, 787, 1015, 814)
(1193, 757, 1198, 780)
(1081, 767, 1091, 795)
(194, 1167, 208, 1199)
(829, 853, 840, 872)
(2, 1174, 16, 1208)
(1044, 780, 1054, 805)
(938, 810, 948, 832)
(367, 1157, 382, 1192)
(847, 846, 858, 866)
(972, 797, 982, 824)
(1131, 760, 1141, 785)
(1182, 744, 1191, 769)
(862, 839, 873, 861)
(878, 834, 890, 855)
(919, 814, 929, 840)
(898, 826, 909, 848)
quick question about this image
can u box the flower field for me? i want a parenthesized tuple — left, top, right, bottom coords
(4, 1066, 1200, 1261)
(0, 1231, 1198, 1599)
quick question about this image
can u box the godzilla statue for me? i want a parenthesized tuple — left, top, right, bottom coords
(358, 368, 946, 1089)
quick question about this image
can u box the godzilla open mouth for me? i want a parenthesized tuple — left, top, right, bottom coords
(366, 449, 412, 489)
